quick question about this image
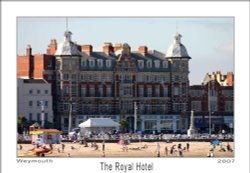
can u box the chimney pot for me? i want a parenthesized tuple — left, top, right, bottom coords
(139, 46, 148, 56)
(81, 45, 93, 55)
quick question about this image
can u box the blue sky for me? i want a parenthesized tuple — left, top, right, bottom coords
(17, 17, 234, 85)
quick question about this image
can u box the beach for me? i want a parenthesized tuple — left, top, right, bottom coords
(17, 141, 234, 158)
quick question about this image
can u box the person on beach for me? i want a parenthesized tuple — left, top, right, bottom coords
(227, 143, 233, 152)
(49, 143, 53, 150)
(102, 141, 105, 157)
(170, 145, 176, 155)
(186, 143, 190, 152)
(156, 143, 160, 157)
(165, 146, 168, 156)
(61, 143, 65, 152)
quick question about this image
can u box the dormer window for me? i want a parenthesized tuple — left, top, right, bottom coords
(154, 60, 160, 68)
(163, 61, 168, 68)
(81, 60, 87, 67)
(138, 60, 144, 69)
(147, 60, 152, 68)
(106, 60, 112, 68)
(89, 60, 95, 68)
(97, 59, 103, 68)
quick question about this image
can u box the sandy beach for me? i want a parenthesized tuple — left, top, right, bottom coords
(17, 141, 234, 158)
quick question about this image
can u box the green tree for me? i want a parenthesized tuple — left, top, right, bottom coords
(120, 119, 128, 132)
(17, 116, 27, 133)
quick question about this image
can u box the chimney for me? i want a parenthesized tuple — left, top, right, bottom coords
(81, 45, 93, 56)
(47, 39, 57, 55)
(114, 43, 123, 52)
(139, 46, 148, 56)
(227, 72, 234, 86)
(103, 42, 113, 55)
(26, 44, 32, 56)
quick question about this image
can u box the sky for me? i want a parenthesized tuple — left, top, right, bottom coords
(17, 17, 234, 85)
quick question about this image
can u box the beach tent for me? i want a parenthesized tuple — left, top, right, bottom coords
(79, 118, 120, 128)
(79, 118, 120, 134)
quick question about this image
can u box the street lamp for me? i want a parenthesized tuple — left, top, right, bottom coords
(208, 81, 211, 137)
(39, 100, 45, 128)
(134, 101, 138, 133)
(68, 100, 72, 134)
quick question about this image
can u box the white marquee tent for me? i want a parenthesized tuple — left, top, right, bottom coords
(79, 118, 120, 128)
(78, 118, 120, 135)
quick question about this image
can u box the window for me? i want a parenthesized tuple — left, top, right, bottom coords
(45, 113, 48, 121)
(145, 120, 157, 130)
(106, 60, 112, 68)
(163, 86, 168, 97)
(181, 85, 187, 95)
(174, 75, 179, 81)
(37, 113, 40, 121)
(154, 60, 160, 68)
(71, 85, 77, 94)
(37, 101, 40, 107)
(63, 86, 69, 94)
(29, 101, 33, 107)
(160, 120, 173, 130)
(29, 89, 33, 94)
(72, 103, 77, 112)
(191, 101, 201, 111)
(139, 86, 144, 97)
(147, 86, 152, 97)
(63, 103, 69, 111)
(225, 101, 233, 112)
(71, 74, 77, 80)
(138, 60, 144, 69)
(63, 60, 69, 66)
(163, 61, 168, 68)
(155, 85, 160, 97)
(81, 60, 87, 67)
(98, 84, 103, 97)
(90, 85, 95, 97)
(97, 59, 103, 68)
(89, 60, 95, 68)
(29, 113, 33, 121)
(222, 90, 233, 97)
(81, 85, 86, 97)
(37, 90, 40, 94)
(64, 118, 69, 127)
(190, 90, 203, 97)
(210, 101, 217, 111)
(45, 90, 48, 94)
(122, 85, 132, 96)
(56, 61, 61, 70)
(63, 74, 69, 80)
(106, 86, 111, 97)
(174, 86, 179, 96)
(173, 103, 180, 112)
(147, 60, 152, 68)
(45, 101, 48, 107)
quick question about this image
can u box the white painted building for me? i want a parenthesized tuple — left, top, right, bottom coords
(17, 79, 54, 124)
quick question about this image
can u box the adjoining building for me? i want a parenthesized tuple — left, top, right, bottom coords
(17, 78, 54, 128)
(189, 71, 234, 134)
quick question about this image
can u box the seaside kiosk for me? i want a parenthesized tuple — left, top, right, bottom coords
(30, 129, 62, 145)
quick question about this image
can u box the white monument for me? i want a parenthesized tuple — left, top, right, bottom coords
(187, 110, 197, 137)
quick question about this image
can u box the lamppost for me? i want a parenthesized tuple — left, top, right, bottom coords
(39, 100, 45, 128)
(68, 80, 73, 134)
(134, 101, 138, 133)
(68, 99, 73, 134)
(208, 81, 211, 137)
